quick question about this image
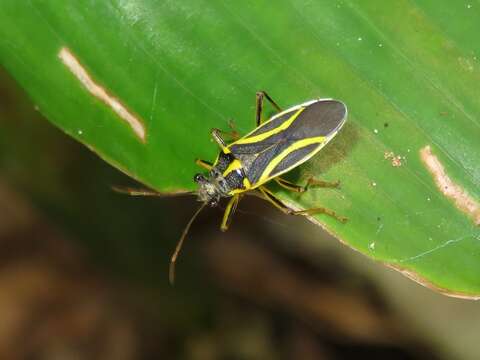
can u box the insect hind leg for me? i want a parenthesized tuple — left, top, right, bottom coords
(258, 186, 347, 223)
(289, 206, 348, 223)
(304, 177, 341, 190)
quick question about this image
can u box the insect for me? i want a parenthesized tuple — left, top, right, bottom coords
(116, 91, 347, 283)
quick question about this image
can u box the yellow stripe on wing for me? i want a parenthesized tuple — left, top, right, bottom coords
(229, 107, 305, 146)
(256, 136, 326, 185)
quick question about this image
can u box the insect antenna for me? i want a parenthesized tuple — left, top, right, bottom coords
(169, 202, 207, 285)
(112, 186, 196, 197)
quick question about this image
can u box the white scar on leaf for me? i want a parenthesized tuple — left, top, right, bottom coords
(58, 47, 146, 142)
(420, 145, 479, 225)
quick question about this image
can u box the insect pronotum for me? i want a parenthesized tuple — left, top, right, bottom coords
(115, 91, 347, 283)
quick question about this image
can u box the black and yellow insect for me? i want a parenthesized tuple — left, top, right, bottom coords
(116, 91, 347, 283)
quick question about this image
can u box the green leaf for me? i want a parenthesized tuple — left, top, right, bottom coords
(1, 0, 479, 297)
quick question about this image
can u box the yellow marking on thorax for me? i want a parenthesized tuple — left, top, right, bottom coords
(257, 136, 325, 184)
(226, 164, 251, 196)
(229, 107, 305, 146)
(223, 159, 243, 177)
(228, 178, 251, 195)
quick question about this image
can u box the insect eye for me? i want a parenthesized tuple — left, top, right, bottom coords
(194, 174, 206, 183)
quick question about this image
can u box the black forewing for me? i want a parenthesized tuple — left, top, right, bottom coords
(270, 143, 319, 175)
(229, 100, 346, 185)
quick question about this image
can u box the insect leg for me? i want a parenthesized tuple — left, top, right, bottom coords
(258, 186, 347, 223)
(212, 125, 240, 143)
(226, 119, 240, 140)
(169, 203, 207, 284)
(274, 178, 306, 193)
(220, 194, 241, 231)
(112, 186, 194, 197)
(211, 128, 229, 151)
(255, 91, 282, 127)
(290, 207, 348, 223)
(258, 186, 294, 213)
(274, 177, 340, 193)
(195, 158, 213, 170)
(304, 177, 340, 190)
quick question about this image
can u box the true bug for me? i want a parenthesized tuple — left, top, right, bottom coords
(116, 91, 347, 283)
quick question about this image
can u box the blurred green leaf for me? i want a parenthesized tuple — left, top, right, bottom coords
(1, 0, 479, 296)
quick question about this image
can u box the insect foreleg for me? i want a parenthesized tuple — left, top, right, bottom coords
(195, 159, 213, 170)
(255, 91, 282, 127)
(274, 177, 340, 193)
